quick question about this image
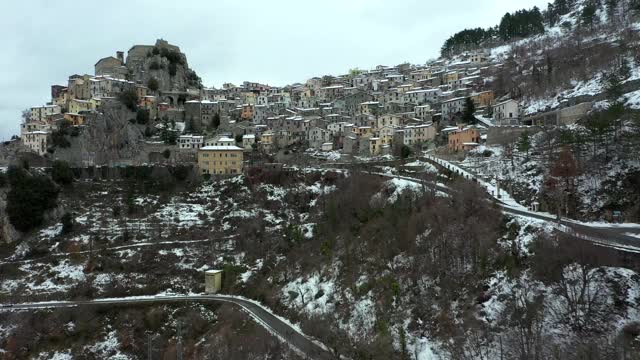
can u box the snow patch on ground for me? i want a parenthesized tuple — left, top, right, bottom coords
(86, 330, 131, 359)
(383, 178, 423, 203)
(34, 351, 74, 360)
(282, 273, 336, 315)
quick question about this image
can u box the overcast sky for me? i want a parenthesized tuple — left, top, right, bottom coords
(0, 0, 547, 140)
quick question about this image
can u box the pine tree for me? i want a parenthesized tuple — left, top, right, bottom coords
(212, 113, 221, 129)
(517, 131, 531, 158)
(581, 3, 597, 28)
(463, 97, 476, 123)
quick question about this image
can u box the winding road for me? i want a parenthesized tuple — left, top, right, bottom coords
(354, 164, 640, 254)
(1, 294, 334, 360)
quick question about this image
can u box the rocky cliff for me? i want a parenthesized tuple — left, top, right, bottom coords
(53, 104, 145, 166)
(126, 39, 202, 93)
(0, 189, 20, 244)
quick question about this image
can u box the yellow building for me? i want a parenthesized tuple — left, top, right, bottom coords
(444, 71, 459, 83)
(69, 99, 94, 114)
(448, 127, 481, 152)
(136, 85, 148, 98)
(242, 92, 257, 105)
(359, 101, 380, 115)
(369, 137, 382, 155)
(64, 113, 86, 126)
(261, 131, 273, 144)
(353, 126, 373, 136)
(470, 91, 495, 107)
(198, 145, 244, 175)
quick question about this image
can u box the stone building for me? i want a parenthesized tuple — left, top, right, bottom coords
(68, 75, 92, 100)
(94, 52, 127, 79)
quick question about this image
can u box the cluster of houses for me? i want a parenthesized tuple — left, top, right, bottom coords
(176, 50, 524, 172)
(21, 40, 563, 175)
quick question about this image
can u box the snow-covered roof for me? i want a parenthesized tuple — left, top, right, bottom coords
(200, 145, 243, 151)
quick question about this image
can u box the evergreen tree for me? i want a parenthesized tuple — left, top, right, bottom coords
(51, 160, 74, 186)
(136, 109, 150, 125)
(212, 113, 221, 129)
(581, 3, 597, 28)
(498, 7, 545, 41)
(441, 28, 495, 57)
(61, 212, 74, 234)
(400, 145, 412, 159)
(6, 167, 59, 232)
(517, 131, 531, 157)
(463, 97, 476, 123)
(117, 89, 139, 112)
(606, 0, 619, 18)
(147, 77, 159, 92)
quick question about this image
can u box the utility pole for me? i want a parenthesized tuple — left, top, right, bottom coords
(89, 236, 93, 262)
(177, 322, 183, 360)
(147, 334, 153, 360)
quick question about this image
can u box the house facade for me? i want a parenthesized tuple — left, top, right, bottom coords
(197, 146, 244, 175)
(448, 127, 481, 152)
(494, 99, 520, 125)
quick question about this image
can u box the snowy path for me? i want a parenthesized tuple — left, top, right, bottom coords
(0, 236, 236, 266)
(0, 293, 333, 360)
(423, 154, 640, 229)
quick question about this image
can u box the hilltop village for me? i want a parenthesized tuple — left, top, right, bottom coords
(12, 38, 588, 173)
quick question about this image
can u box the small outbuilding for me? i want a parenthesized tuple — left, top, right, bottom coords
(205, 269, 223, 294)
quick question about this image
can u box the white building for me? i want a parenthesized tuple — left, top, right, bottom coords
(494, 99, 520, 125)
(404, 88, 441, 105)
(307, 127, 332, 149)
(441, 97, 467, 119)
(22, 131, 49, 155)
(242, 134, 256, 150)
(205, 136, 236, 147)
(403, 123, 436, 146)
(30, 105, 61, 122)
(178, 134, 204, 150)
(415, 105, 432, 120)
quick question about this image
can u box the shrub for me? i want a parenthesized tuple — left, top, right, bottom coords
(136, 109, 150, 125)
(61, 212, 74, 234)
(51, 160, 74, 186)
(51, 129, 71, 148)
(117, 90, 139, 112)
(6, 168, 59, 232)
(147, 77, 159, 92)
(168, 63, 177, 77)
(173, 165, 189, 181)
(401, 145, 412, 159)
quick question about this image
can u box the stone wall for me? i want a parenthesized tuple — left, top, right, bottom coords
(487, 125, 543, 146)
(524, 102, 593, 126)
